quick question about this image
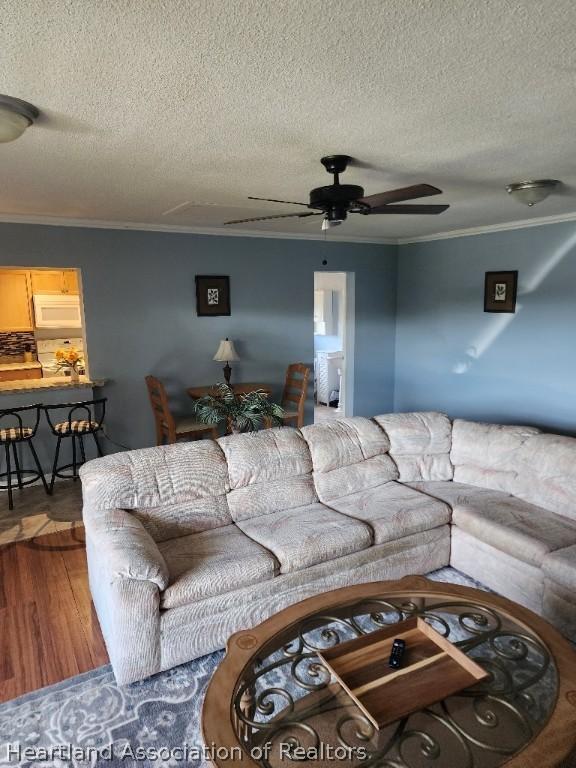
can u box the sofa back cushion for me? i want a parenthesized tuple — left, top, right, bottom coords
(218, 427, 317, 521)
(451, 419, 541, 494)
(373, 412, 453, 481)
(80, 441, 232, 542)
(301, 417, 398, 502)
(509, 433, 576, 521)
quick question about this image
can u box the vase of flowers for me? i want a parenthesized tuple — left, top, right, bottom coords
(192, 383, 284, 434)
(55, 346, 83, 382)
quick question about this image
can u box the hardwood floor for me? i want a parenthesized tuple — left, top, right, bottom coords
(0, 525, 108, 703)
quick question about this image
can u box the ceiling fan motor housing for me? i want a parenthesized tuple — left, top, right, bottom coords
(309, 184, 365, 209)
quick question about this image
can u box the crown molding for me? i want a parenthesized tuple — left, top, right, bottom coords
(1, 208, 575, 247)
(0, 213, 396, 245)
(397, 210, 576, 244)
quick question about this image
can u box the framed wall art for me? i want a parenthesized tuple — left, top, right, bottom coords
(484, 271, 518, 313)
(195, 275, 231, 316)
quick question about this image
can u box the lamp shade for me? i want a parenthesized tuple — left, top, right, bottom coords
(213, 338, 239, 362)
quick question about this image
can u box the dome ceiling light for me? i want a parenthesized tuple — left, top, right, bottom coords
(506, 179, 560, 207)
(0, 94, 39, 143)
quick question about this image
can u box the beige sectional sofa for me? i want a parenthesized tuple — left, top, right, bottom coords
(81, 412, 576, 684)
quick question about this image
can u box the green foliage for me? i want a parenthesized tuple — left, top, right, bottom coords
(192, 382, 285, 433)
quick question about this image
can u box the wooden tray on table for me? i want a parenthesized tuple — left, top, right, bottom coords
(318, 616, 488, 729)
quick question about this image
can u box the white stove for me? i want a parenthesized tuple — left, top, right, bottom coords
(36, 337, 86, 379)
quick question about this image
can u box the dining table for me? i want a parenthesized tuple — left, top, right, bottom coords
(187, 383, 273, 399)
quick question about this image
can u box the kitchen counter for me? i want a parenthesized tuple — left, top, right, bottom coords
(0, 376, 106, 395)
(0, 361, 42, 371)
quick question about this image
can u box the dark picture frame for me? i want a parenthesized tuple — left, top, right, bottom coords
(484, 271, 518, 313)
(195, 275, 231, 316)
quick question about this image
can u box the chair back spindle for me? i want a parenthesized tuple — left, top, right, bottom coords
(145, 375, 177, 444)
(281, 363, 310, 428)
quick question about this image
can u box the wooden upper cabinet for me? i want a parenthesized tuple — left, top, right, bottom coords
(0, 270, 33, 331)
(30, 269, 79, 295)
(63, 270, 79, 294)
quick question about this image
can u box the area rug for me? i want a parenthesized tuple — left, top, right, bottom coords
(0, 568, 486, 768)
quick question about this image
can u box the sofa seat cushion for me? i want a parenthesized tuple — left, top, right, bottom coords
(406, 481, 514, 509)
(452, 497, 576, 567)
(158, 525, 277, 609)
(542, 545, 576, 591)
(324, 481, 450, 544)
(236, 503, 373, 574)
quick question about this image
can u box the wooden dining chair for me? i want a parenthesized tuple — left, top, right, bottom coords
(281, 363, 310, 428)
(145, 375, 217, 445)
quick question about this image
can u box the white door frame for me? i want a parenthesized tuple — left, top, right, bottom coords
(313, 271, 355, 417)
(342, 271, 355, 416)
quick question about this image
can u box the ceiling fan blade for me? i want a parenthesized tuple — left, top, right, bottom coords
(224, 212, 322, 225)
(248, 196, 309, 207)
(366, 204, 450, 215)
(358, 183, 443, 208)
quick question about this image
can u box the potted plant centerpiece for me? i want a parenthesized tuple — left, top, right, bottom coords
(192, 383, 284, 434)
(54, 345, 84, 382)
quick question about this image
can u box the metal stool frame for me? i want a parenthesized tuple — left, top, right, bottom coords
(44, 398, 106, 492)
(0, 404, 49, 510)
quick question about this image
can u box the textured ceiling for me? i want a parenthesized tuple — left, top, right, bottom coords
(1, 0, 576, 242)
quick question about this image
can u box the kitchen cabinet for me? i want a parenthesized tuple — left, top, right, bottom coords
(0, 367, 43, 383)
(63, 270, 79, 294)
(31, 269, 79, 295)
(0, 271, 33, 331)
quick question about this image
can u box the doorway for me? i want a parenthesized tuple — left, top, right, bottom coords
(313, 272, 355, 423)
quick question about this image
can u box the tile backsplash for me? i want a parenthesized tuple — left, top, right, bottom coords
(0, 331, 37, 358)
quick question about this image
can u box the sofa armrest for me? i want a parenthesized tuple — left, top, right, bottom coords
(83, 507, 168, 684)
(84, 508, 169, 590)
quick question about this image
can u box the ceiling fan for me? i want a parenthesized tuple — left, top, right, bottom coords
(224, 155, 449, 229)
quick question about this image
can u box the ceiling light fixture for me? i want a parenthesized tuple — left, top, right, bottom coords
(321, 217, 343, 231)
(0, 94, 39, 143)
(506, 179, 560, 207)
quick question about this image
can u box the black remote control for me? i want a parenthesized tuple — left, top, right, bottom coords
(388, 638, 406, 669)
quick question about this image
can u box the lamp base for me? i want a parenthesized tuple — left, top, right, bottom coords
(223, 363, 232, 386)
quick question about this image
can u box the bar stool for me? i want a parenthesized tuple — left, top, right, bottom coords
(0, 404, 49, 510)
(44, 398, 106, 492)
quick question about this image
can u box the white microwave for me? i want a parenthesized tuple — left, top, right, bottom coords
(33, 294, 82, 328)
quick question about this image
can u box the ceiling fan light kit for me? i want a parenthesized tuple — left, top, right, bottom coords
(0, 94, 39, 143)
(224, 155, 449, 229)
(506, 179, 560, 207)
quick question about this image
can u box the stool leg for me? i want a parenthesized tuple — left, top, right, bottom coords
(50, 436, 62, 494)
(72, 435, 78, 480)
(28, 440, 49, 496)
(11, 442, 24, 490)
(4, 442, 13, 511)
(78, 434, 87, 466)
(92, 431, 104, 457)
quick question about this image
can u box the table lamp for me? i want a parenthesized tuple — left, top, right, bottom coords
(213, 338, 239, 385)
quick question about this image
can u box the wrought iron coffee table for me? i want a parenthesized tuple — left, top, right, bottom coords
(202, 576, 576, 767)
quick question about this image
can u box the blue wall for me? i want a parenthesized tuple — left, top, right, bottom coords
(0, 224, 397, 457)
(394, 221, 576, 433)
(5, 214, 574, 465)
